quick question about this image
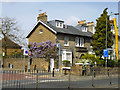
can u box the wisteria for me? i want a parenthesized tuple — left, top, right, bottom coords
(29, 40, 58, 59)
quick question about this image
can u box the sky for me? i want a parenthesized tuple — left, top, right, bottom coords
(1, 2, 119, 37)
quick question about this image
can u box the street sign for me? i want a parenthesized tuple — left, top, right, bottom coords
(24, 49, 28, 56)
(28, 51, 32, 56)
(103, 49, 108, 57)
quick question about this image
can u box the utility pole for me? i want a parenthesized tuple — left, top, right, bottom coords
(106, 17, 107, 68)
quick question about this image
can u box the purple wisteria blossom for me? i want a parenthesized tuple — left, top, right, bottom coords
(29, 40, 58, 59)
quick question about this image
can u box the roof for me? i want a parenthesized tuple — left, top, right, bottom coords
(0, 37, 22, 49)
(26, 20, 93, 38)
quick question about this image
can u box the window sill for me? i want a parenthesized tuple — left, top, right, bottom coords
(64, 45, 69, 47)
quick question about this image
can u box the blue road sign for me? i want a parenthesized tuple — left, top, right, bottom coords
(103, 49, 108, 57)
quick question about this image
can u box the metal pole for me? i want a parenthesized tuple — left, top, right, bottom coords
(106, 17, 107, 68)
(23, 55, 25, 70)
(59, 43, 61, 75)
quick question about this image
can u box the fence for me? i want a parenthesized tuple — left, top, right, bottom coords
(0, 67, 118, 89)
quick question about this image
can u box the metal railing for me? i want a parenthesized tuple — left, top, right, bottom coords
(0, 68, 118, 89)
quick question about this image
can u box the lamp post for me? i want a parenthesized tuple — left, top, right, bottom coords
(2, 52, 5, 68)
(105, 12, 119, 68)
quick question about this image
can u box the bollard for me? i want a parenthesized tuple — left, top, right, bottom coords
(108, 69, 111, 84)
(52, 68, 54, 77)
(108, 69, 109, 77)
(36, 70, 38, 90)
(68, 69, 71, 90)
(92, 69, 95, 87)
(94, 70, 96, 78)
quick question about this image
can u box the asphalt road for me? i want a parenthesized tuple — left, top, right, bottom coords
(1, 75, 118, 88)
(0, 70, 118, 89)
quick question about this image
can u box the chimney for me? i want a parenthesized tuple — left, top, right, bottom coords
(78, 20, 86, 26)
(37, 12, 47, 23)
(87, 22, 94, 26)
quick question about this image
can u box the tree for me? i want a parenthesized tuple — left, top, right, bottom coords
(29, 40, 58, 71)
(0, 17, 26, 55)
(91, 8, 113, 58)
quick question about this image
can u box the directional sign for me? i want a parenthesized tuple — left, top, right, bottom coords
(103, 49, 108, 57)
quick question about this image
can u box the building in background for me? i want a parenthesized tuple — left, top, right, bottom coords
(26, 12, 95, 68)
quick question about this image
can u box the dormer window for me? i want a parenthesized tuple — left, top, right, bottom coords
(55, 20, 64, 28)
(82, 26, 87, 32)
(39, 29, 43, 34)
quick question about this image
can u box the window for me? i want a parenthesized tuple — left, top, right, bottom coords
(90, 39, 93, 48)
(75, 37, 79, 47)
(64, 36, 69, 46)
(60, 22, 62, 27)
(62, 50, 72, 64)
(66, 53, 71, 61)
(75, 37, 84, 47)
(56, 22, 59, 26)
(39, 29, 43, 34)
(56, 21, 63, 28)
(80, 37, 84, 47)
(82, 26, 87, 32)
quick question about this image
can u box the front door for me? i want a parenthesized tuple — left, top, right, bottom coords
(50, 58, 54, 71)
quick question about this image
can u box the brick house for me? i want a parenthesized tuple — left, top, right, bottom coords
(0, 37, 22, 56)
(26, 13, 94, 68)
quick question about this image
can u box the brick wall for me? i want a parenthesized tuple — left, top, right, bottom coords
(28, 24, 56, 44)
(57, 34, 91, 62)
(4, 58, 49, 71)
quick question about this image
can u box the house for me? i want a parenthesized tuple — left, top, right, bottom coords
(0, 37, 22, 56)
(26, 12, 94, 68)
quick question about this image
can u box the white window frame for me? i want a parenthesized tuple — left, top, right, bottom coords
(39, 29, 43, 34)
(64, 36, 69, 46)
(62, 49, 72, 64)
(80, 37, 84, 47)
(75, 37, 84, 47)
(56, 21, 63, 28)
(75, 37, 79, 47)
(82, 27, 87, 32)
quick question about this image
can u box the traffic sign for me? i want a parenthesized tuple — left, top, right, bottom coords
(103, 49, 108, 57)
(24, 49, 28, 56)
(28, 51, 32, 56)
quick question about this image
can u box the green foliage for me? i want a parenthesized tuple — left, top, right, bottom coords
(62, 60, 70, 66)
(91, 8, 113, 58)
(81, 53, 99, 63)
(96, 59, 105, 66)
(117, 59, 120, 67)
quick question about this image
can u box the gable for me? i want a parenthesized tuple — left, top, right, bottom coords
(26, 20, 57, 38)
(27, 23, 56, 44)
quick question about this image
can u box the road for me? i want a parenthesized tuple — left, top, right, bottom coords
(0, 71, 118, 89)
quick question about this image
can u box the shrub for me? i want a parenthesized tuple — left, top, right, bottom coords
(81, 53, 99, 63)
(62, 60, 70, 66)
(96, 59, 105, 66)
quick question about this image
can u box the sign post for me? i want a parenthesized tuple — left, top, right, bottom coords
(28, 51, 32, 72)
(103, 49, 108, 68)
(23, 49, 28, 70)
(57, 43, 62, 75)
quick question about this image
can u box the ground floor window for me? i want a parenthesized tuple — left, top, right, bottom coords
(62, 49, 72, 64)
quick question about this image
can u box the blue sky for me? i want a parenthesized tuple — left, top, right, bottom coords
(1, 2, 119, 36)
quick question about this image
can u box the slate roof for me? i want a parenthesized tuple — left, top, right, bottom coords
(47, 21, 93, 37)
(26, 20, 93, 38)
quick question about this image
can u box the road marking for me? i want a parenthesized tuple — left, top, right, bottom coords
(2, 79, 66, 87)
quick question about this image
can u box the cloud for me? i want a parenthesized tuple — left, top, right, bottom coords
(64, 16, 79, 26)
